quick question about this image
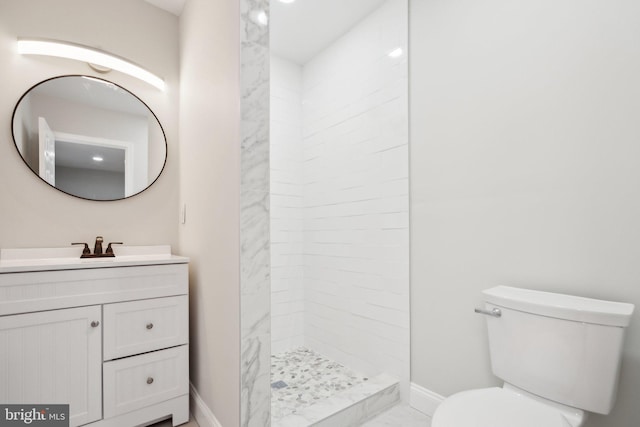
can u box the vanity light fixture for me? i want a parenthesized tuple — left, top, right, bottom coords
(17, 38, 165, 91)
(92, 156, 104, 162)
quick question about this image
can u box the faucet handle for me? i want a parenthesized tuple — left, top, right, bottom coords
(72, 242, 91, 256)
(106, 242, 123, 256)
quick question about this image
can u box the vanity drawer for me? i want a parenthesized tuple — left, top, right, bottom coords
(103, 295, 188, 360)
(103, 345, 189, 418)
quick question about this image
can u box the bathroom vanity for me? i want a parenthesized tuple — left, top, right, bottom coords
(0, 246, 189, 427)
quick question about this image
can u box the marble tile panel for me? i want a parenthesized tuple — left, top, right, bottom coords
(311, 381, 399, 427)
(240, 0, 270, 426)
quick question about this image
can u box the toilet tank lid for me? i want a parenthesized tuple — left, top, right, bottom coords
(483, 286, 635, 327)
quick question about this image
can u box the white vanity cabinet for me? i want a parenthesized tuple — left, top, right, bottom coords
(0, 247, 190, 427)
(102, 295, 189, 420)
(0, 305, 103, 426)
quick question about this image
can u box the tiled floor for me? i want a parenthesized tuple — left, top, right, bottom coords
(271, 347, 368, 421)
(147, 405, 431, 427)
(362, 405, 432, 426)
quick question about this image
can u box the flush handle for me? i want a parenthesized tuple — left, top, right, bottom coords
(474, 307, 502, 318)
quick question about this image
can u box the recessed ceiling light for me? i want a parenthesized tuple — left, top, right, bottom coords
(92, 156, 104, 162)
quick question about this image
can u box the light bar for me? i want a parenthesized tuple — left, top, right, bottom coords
(17, 38, 165, 91)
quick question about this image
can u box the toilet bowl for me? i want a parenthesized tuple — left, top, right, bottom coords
(432, 384, 585, 427)
(431, 286, 634, 427)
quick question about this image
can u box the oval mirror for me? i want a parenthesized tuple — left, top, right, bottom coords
(11, 75, 167, 201)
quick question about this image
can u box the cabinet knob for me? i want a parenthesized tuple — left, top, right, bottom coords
(91, 321, 100, 328)
(146, 323, 154, 330)
(147, 377, 154, 385)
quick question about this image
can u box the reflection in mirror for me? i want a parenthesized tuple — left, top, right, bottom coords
(12, 75, 166, 201)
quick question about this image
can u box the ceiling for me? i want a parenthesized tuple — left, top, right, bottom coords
(270, 0, 387, 64)
(144, 0, 387, 65)
(144, 0, 186, 16)
(56, 141, 125, 173)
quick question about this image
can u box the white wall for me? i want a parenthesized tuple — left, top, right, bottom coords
(178, 0, 241, 426)
(270, 55, 305, 355)
(410, 1, 640, 426)
(0, 0, 179, 248)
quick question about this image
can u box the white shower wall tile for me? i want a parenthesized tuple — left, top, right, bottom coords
(269, 0, 409, 413)
(272, 312, 305, 355)
(272, 337, 305, 358)
(300, 0, 410, 400)
(270, 54, 305, 354)
(271, 298, 304, 317)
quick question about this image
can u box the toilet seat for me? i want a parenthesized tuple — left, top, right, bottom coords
(432, 386, 585, 427)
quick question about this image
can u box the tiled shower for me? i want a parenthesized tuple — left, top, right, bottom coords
(269, 0, 409, 423)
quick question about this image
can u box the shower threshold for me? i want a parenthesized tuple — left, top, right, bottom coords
(271, 347, 399, 426)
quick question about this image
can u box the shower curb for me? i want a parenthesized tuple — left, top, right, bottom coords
(273, 373, 400, 427)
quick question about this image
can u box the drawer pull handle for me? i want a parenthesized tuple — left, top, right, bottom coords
(147, 377, 154, 385)
(91, 321, 100, 328)
(146, 323, 154, 330)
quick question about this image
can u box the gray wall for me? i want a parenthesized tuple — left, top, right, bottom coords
(0, 0, 179, 248)
(409, 0, 640, 425)
(56, 166, 124, 200)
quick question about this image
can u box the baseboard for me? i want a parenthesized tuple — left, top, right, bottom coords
(409, 383, 445, 417)
(190, 382, 223, 427)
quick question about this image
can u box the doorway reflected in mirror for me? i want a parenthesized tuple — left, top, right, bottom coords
(11, 75, 167, 201)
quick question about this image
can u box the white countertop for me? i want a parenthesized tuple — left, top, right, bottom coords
(0, 245, 189, 273)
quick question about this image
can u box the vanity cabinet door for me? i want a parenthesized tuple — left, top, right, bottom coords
(0, 306, 102, 427)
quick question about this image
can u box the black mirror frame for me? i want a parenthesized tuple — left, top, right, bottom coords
(10, 74, 168, 202)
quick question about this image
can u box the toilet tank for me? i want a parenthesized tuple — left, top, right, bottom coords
(482, 286, 634, 415)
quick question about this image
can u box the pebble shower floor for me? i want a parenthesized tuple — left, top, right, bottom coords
(270, 347, 368, 421)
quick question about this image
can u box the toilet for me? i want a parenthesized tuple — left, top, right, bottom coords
(432, 286, 635, 427)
